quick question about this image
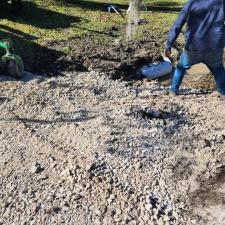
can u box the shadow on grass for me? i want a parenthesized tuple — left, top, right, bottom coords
(0, 0, 87, 75)
(57, 0, 128, 11)
(57, 0, 182, 13)
(0, 1, 81, 29)
(147, 5, 181, 13)
(0, 24, 38, 41)
(146, 0, 182, 13)
(0, 27, 72, 75)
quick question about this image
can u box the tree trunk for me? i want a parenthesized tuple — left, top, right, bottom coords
(127, 0, 142, 40)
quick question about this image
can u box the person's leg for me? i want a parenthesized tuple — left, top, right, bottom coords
(207, 64, 225, 95)
(170, 64, 187, 94)
(170, 51, 192, 94)
(204, 49, 225, 95)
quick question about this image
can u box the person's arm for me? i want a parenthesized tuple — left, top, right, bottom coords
(165, 1, 191, 56)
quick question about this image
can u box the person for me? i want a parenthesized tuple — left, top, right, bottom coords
(165, 0, 225, 97)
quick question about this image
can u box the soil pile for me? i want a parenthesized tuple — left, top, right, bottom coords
(47, 30, 165, 80)
(42, 31, 215, 90)
(0, 71, 225, 225)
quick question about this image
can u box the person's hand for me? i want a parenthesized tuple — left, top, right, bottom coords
(164, 48, 171, 58)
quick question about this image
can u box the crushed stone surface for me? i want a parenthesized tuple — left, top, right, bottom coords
(0, 72, 225, 225)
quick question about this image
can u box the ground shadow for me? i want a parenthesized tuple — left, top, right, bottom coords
(16, 116, 98, 124)
(147, 0, 182, 13)
(105, 103, 193, 160)
(57, 0, 128, 11)
(0, 27, 75, 75)
(57, 0, 182, 13)
(0, 1, 81, 29)
(191, 166, 225, 207)
(0, 24, 38, 41)
(0, 109, 99, 124)
(188, 165, 225, 223)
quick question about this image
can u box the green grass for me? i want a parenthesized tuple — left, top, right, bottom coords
(0, 0, 185, 43)
(0, 0, 186, 72)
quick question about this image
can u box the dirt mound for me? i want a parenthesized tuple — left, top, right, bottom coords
(12, 28, 215, 90)
(47, 30, 165, 80)
(0, 71, 225, 225)
(44, 32, 216, 90)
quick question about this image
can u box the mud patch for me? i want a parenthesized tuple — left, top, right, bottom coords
(129, 108, 168, 121)
(184, 64, 215, 90)
(46, 31, 165, 80)
(11, 27, 216, 90)
(192, 166, 225, 206)
(190, 166, 225, 225)
(61, 38, 217, 90)
(159, 63, 216, 90)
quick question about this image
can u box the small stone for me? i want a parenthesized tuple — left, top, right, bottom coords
(114, 217, 122, 222)
(163, 216, 170, 222)
(157, 219, 164, 225)
(5, 196, 13, 207)
(110, 194, 116, 200)
(116, 208, 122, 215)
(135, 162, 142, 169)
(129, 220, 137, 225)
(73, 194, 83, 201)
(124, 214, 133, 223)
(139, 220, 145, 225)
(49, 156, 55, 162)
(52, 207, 61, 213)
(173, 211, 179, 219)
(107, 198, 113, 204)
(31, 163, 43, 174)
(38, 175, 48, 181)
(145, 204, 152, 211)
(94, 209, 101, 216)
(86, 162, 97, 172)
(153, 214, 158, 220)
(61, 169, 72, 177)
(203, 139, 211, 147)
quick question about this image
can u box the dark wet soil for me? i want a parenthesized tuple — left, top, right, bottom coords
(45, 30, 166, 80)
(8, 26, 215, 89)
(192, 165, 225, 206)
(37, 29, 215, 90)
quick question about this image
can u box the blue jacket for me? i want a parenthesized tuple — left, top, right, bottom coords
(165, 0, 225, 51)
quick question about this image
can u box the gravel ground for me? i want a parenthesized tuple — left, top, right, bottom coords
(0, 71, 225, 225)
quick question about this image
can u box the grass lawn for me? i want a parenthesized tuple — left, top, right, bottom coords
(0, 0, 186, 72)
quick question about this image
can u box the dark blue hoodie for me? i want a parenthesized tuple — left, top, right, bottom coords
(165, 0, 225, 51)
